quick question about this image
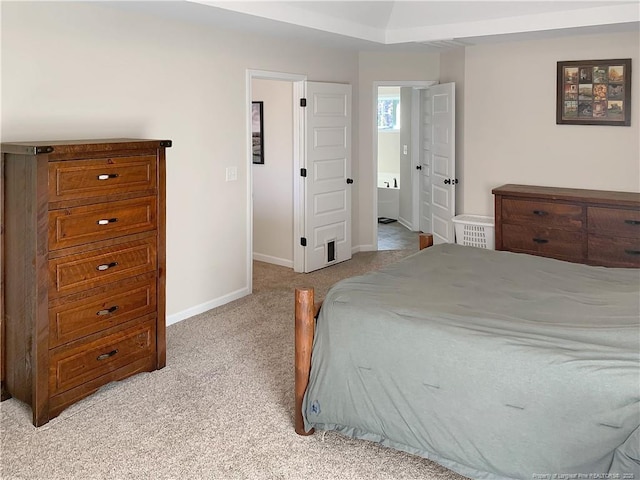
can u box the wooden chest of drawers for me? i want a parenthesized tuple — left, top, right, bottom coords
(1, 139, 170, 426)
(493, 184, 640, 267)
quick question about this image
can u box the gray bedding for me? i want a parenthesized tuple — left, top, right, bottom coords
(302, 244, 640, 479)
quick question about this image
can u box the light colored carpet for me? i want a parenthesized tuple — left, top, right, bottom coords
(1, 248, 467, 480)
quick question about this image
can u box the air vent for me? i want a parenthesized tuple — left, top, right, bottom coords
(418, 39, 473, 50)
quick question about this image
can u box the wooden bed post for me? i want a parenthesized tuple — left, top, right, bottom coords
(294, 287, 317, 436)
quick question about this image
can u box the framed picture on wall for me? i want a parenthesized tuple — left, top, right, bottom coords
(252, 101, 264, 164)
(557, 58, 631, 126)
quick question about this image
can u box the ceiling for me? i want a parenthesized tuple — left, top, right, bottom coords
(103, 1, 640, 51)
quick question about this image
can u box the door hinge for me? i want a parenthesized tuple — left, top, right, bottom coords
(34, 146, 54, 155)
(300, 237, 307, 247)
(300, 168, 307, 177)
(300, 98, 307, 107)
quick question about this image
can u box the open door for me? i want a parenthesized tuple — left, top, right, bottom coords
(301, 82, 352, 273)
(419, 82, 456, 244)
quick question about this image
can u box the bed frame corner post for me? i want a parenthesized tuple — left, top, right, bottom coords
(294, 287, 315, 436)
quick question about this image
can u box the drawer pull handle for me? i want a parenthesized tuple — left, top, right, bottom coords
(624, 249, 640, 256)
(96, 306, 119, 316)
(532, 238, 549, 244)
(96, 261, 118, 271)
(96, 349, 119, 361)
(624, 220, 640, 226)
(533, 210, 548, 216)
(97, 218, 118, 225)
(97, 174, 119, 180)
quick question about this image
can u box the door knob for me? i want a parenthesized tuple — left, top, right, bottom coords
(416, 165, 422, 170)
(346, 178, 354, 184)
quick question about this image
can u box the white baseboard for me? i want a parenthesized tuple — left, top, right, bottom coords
(352, 244, 376, 254)
(397, 217, 415, 231)
(166, 287, 250, 327)
(252, 253, 293, 268)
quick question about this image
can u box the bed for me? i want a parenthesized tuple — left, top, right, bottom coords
(294, 212, 640, 478)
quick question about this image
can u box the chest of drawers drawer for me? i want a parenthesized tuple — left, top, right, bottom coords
(49, 318, 156, 396)
(502, 224, 584, 261)
(2, 139, 170, 426)
(49, 237, 158, 299)
(48, 276, 157, 348)
(588, 235, 640, 267)
(48, 155, 156, 203)
(502, 198, 584, 230)
(48, 196, 157, 250)
(587, 207, 640, 238)
(587, 207, 640, 267)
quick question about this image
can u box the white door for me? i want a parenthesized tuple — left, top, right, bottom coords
(419, 83, 455, 244)
(303, 82, 352, 273)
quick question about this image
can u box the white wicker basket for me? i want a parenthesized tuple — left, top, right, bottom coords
(452, 215, 495, 250)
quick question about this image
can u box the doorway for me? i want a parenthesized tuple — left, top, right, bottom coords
(247, 70, 306, 293)
(247, 71, 353, 288)
(373, 81, 435, 251)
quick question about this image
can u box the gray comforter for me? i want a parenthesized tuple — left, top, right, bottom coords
(303, 244, 640, 479)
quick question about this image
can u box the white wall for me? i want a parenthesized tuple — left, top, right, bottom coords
(1, 2, 359, 323)
(251, 79, 293, 268)
(462, 31, 640, 215)
(377, 131, 400, 177)
(358, 52, 440, 250)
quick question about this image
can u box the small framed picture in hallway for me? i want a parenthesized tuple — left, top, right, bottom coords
(252, 101, 264, 164)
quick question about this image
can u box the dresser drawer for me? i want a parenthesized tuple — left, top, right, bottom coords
(49, 319, 156, 396)
(49, 277, 157, 348)
(502, 224, 585, 261)
(48, 155, 156, 203)
(48, 196, 157, 250)
(588, 235, 640, 268)
(49, 238, 157, 298)
(502, 199, 584, 230)
(587, 207, 640, 239)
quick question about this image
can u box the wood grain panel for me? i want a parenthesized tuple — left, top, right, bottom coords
(502, 198, 584, 230)
(48, 155, 156, 202)
(49, 319, 155, 395)
(588, 235, 640, 267)
(587, 207, 640, 238)
(48, 238, 157, 298)
(49, 278, 156, 348)
(48, 196, 157, 250)
(502, 224, 584, 262)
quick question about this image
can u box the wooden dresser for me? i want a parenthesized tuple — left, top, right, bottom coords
(493, 184, 640, 267)
(1, 139, 171, 426)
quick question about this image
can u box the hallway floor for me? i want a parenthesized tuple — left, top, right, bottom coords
(377, 221, 419, 251)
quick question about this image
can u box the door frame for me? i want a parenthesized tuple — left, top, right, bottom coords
(246, 69, 307, 293)
(372, 80, 436, 249)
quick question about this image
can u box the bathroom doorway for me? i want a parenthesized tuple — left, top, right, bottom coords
(375, 83, 427, 251)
